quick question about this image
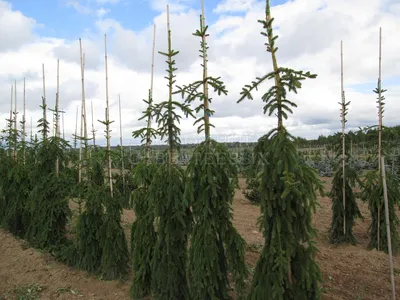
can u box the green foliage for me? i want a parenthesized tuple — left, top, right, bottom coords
(150, 164, 191, 300)
(328, 160, 362, 245)
(360, 170, 400, 253)
(237, 1, 322, 298)
(177, 10, 247, 299)
(99, 191, 130, 280)
(25, 137, 71, 249)
(250, 130, 322, 299)
(147, 14, 191, 299)
(185, 140, 248, 299)
(130, 160, 158, 299)
(73, 152, 106, 273)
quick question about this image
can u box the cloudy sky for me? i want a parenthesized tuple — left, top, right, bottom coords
(0, 0, 399, 146)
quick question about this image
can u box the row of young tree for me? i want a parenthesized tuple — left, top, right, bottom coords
(0, 0, 398, 299)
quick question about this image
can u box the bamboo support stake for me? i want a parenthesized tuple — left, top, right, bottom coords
(381, 156, 396, 300)
(377, 27, 383, 251)
(23, 78, 26, 163)
(14, 79, 17, 160)
(74, 106, 78, 150)
(104, 34, 113, 197)
(91, 100, 96, 146)
(118, 94, 125, 189)
(79, 40, 89, 158)
(166, 5, 174, 165)
(145, 23, 156, 161)
(56, 59, 60, 176)
(42, 64, 47, 141)
(62, 107, 65, 140)
(201, 0, 210, 141)
(9, 84, 13, 157)
(340, 41, 346, 235)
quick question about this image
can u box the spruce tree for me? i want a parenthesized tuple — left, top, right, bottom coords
(328, 134, 362, 244)
(26, 95, 71, 249)
(360, 79, 400, 253)
(237, 1, 322, 298)
(328, 70, 362, 244)
(150, 6, 192, 299)
(98, 34, 130, 280)
(130, 24, 158, 299)
(177, 3, 248, 298)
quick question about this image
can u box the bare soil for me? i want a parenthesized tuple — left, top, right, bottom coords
(0, 177, 399, 299)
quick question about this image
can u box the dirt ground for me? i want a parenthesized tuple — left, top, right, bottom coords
(0, 177, 399, 300)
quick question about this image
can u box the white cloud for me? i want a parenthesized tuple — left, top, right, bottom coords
(96, 0, 120, 4)
(214, 0, 256, 13)
(65, 1, 92, 14)
(0, 1, 37, 51)
(0, 0, 399, 146)
(96, 7, 110, 18)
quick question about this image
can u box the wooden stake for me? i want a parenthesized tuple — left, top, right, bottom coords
(55, 59, 60, 176)
(201, 0, 211, 141)
(104, 34, 113, 197)
(42, 64, 47, 141)
(377, 27, 383, 251)
(145, 23, 156, 161)
(74, 105, 78, 150)
(166, 5, 174, 165)
(79, 39, 89, 156)
(14, 79, 17, 160)
(91, 100, 96, 146)
(118, 94, 125, 189)
(62, 107, 65, 140)
(9, 84, 13, 157)
(23, 78, 26, 164)
(381, 156, 396, 300)
(340, 40, 346, 235)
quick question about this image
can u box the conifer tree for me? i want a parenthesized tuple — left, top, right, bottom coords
(150, 6, 193, 299)
(98, 34, 129, 280)
(328, 48, 362, 244)
(237, 1, 322, 298)
(177, 2, 247, 298)
(130, 23, 158, 299)
(26, 76, 71, 249)
(360, 42, 400, 253)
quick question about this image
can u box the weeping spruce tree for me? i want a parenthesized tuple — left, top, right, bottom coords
(177, 3, 247, 299)
(328, 81, 361, 245)
(360, 76, 400, 253)
(150, 7, 192, 299)
(98, 34, 130, 280)
(26, 94, 71, 249)
(130, 24, 158, 299)
(237, 1, 322, 298)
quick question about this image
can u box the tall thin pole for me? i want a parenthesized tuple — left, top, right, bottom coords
(62, 107, 65, 140)
(42, 64, 47, 141)
(340, 40, 346, 235)
(381, 156, 396, 300)
(23, 78, 26, 164)
(55, 59, 60, 175)
(14, 79, 17, 160)
(377, 27, 383, 251)
(118, 95, 125, 189)
(9, 84, 13, 157)
(201, 0, 210, 141)
(104, 34, 113, 197)
(145, 23, 156, 161)
(91, 100, 96, 146)
(79, 40, 88, 157)
(74, 106, 78, 150)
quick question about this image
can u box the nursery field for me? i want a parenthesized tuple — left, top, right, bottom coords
(0, 176, 398, 300)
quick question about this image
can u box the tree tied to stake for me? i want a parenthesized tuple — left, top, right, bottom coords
(149, 6, 192, 299)
(178, 2, 248, 299)
(237, 1, 323, 298)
